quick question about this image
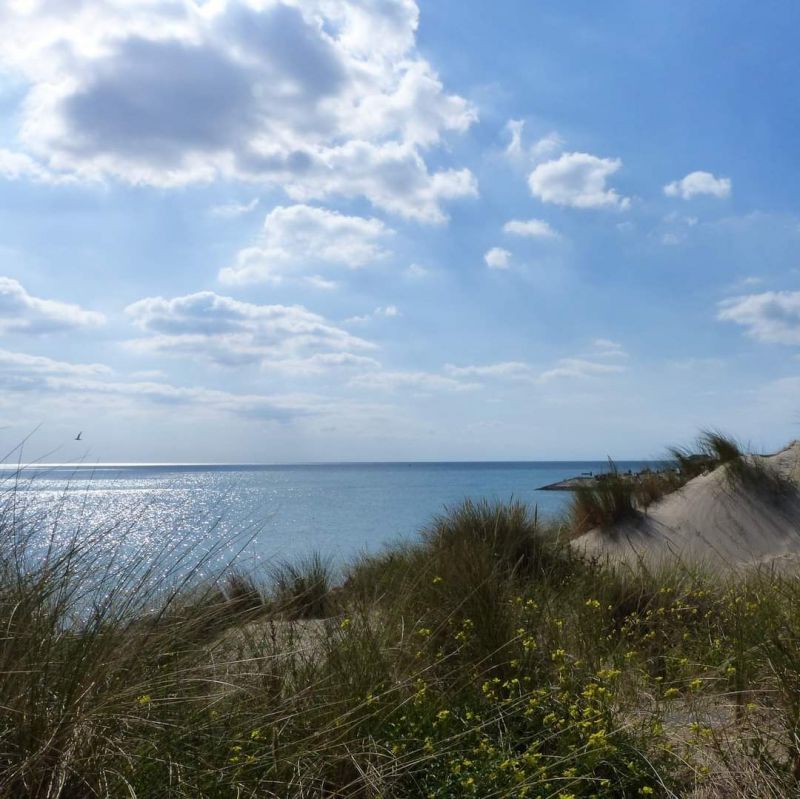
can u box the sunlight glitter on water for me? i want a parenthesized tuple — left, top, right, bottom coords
(0, 461, 655, 577)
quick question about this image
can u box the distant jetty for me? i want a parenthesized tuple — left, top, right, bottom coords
(538, 468, 659, 491)
(538, 475, 599, 491)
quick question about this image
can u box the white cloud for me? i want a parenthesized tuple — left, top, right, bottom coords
(664, 171, 731, 200)
(528, 152, 630, 210)
(220, 204, 393, 284)
(0, 276, 105, 333)
(355, 351, 625, 392)
(0, 1, 478, 221)
(503, 218, 558, 238)
(0, 348, 111, 378)
(505, 120, 525, 159)
(444, 361, 535, 380)
(484, 247, 511, 270)
(0, 149, 57, 182)
(130, 369, 167, 380)
(668, 357, 725, 372)
(354, 360, 539, 393)
(0, 350, 400, 432)
(258, 352, 381, 375)
(267, 141, 478, 223)
(590, 339, 628, 359)
(344, 305, 401, 325)
(530, 133, 565, 162)
(0, 346, 363, 422)
(209, 198, 259, 218)
(303, 275, 339, 290)
(539, 358, 626, 382)
(504, 120, 563, 163)
(718, 291, 800, 345)
(125, 290, 377, 372)
(350, 369, 476, 393)
(406, 263, 429, 278)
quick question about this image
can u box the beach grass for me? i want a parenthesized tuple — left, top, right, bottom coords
(569, 461, 640, 535)
(2, 465, 800, 796)
(674, 430, 797, 498)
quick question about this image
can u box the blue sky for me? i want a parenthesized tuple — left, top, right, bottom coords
(0, 0, 799, 463)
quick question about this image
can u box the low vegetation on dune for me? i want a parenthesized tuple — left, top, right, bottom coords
(2, 437, 800, 797)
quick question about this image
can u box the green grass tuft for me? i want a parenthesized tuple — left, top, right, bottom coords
(269, 551, 335, 619)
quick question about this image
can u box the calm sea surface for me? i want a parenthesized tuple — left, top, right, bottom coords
(1, 461, 653, 575)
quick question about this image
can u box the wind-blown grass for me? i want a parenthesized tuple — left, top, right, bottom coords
(570, 461, 640, 535)
(269, 551, 335, 619)
(672, 430, 797, 498)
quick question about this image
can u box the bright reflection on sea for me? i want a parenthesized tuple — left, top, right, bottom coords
(0, 460, 655, 592)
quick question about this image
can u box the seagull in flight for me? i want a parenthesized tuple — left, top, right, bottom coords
(74, 432, 82, 441)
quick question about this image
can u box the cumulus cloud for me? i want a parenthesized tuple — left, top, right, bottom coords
(528, 152, 630, 210)
(0, 0, 477, 221)
(664, 171, 731, 200)
(220, 204, 393, 284)
(484, 247, 511, 270)
(503, 218, 558, 238)
(0, 277, 105, 333)
(718, 291, 800, 345)
(125, 290, 378, 372)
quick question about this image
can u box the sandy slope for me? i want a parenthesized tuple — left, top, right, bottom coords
(575, 441, 800, 568)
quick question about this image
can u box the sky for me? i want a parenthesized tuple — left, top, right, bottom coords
(0, 0, 799, 463)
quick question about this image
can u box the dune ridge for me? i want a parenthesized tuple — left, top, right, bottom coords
(575, 440, 800, 567)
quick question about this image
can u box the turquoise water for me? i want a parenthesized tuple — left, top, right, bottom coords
(2, 461, 654, 574)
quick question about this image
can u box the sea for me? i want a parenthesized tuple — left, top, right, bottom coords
(0, 461, 654, 578)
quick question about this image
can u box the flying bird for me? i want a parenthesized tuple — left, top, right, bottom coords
(75, 432, 82, 441)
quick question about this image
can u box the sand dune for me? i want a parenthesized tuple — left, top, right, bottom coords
(575, 440, 800, 568)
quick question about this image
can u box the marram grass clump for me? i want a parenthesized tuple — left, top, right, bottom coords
(673, 429, 797, 497)
(570, 462, 640, 535)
